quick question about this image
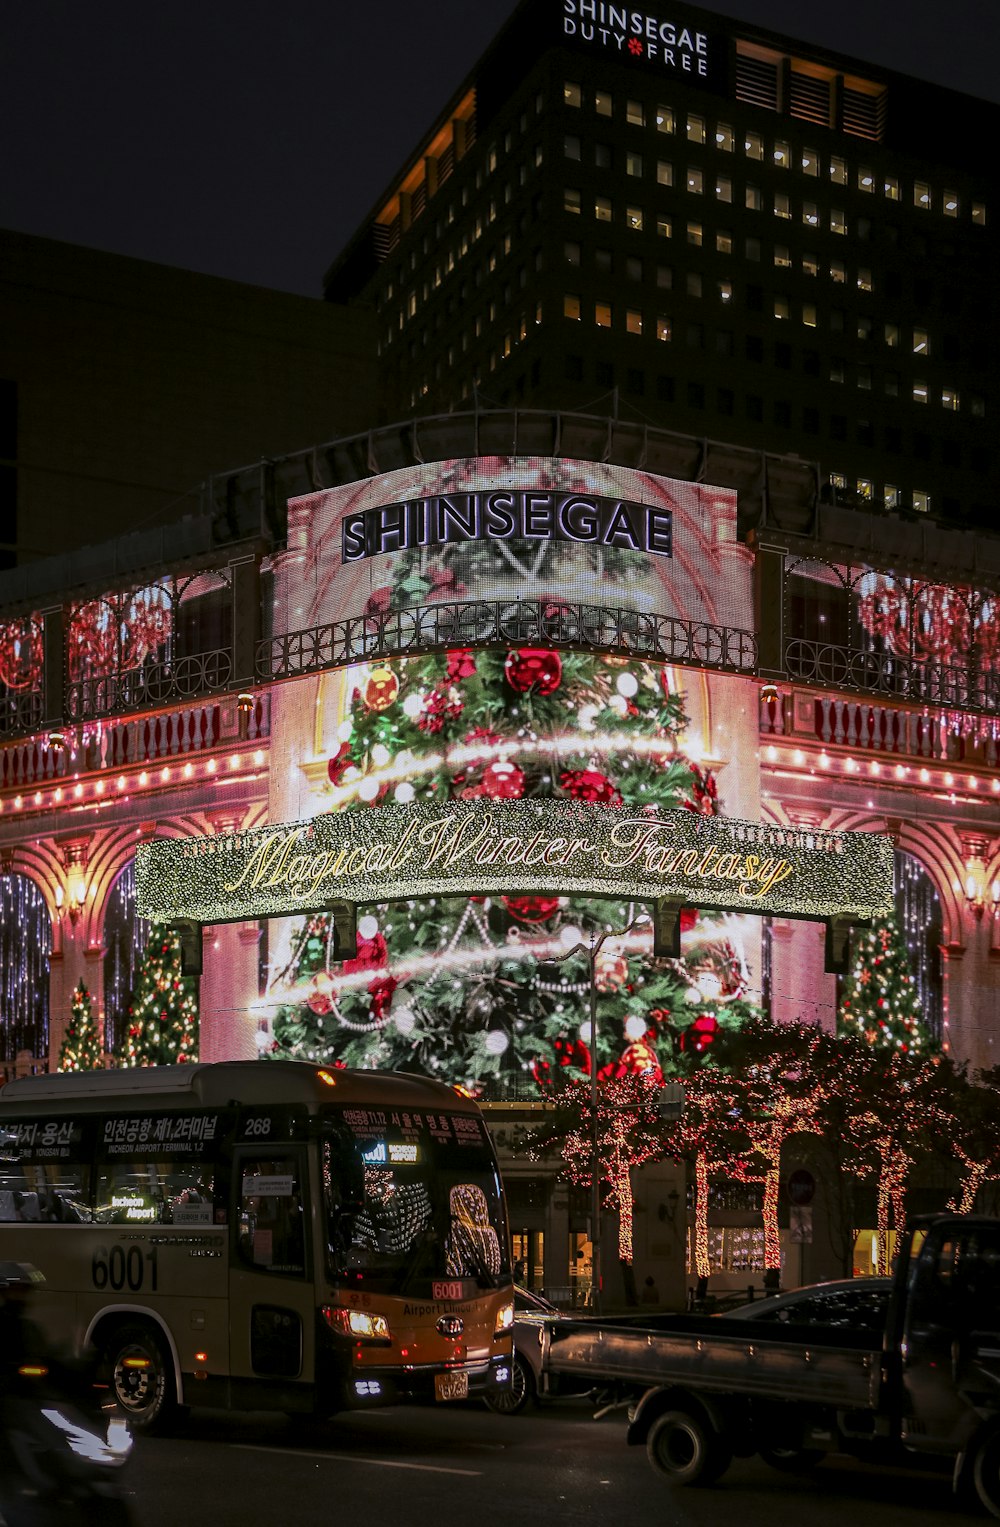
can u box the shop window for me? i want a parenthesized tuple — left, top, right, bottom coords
(626, 205, 643, 231)
(564, 82, 582, 108)
(657, 216, 673, 239)
(595, 90, 612, 116)
(687, 114, 705, 143)
(773, 140, 791, 169)
(913, 327, 929, 355)
(626, 151, 643, 177)
(627, 99, 644, 126)
(829, 156, 847, 184)
(716, 175, 732, 202)
(857, 167, 875, 193)
(774, 191, 791, 219)
(595, 302, 612, 327)
(626, 309, 642, 335)
(564, 294, 581, 320)
(914, 181, 932, 210)
(656, 316, 672, 342)
(657, 160, 674, 186)
(746, 185, 762, 211)
(942, 388, 960, 411)
(656, 105, 674, 133)
(801, 147, 819, 176)
(744, 131, 763, 160)
(564, 188, 581, 215)
(716, 229, 732, 253)
(687, 167, 704, 194)
(595, 195, 612, 221)
(774, 245, 791, 267)
(564, 135, 581, 160)
(715, 123, 734, 151)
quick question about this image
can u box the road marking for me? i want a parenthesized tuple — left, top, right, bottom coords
(232, 1444, 480, 1477)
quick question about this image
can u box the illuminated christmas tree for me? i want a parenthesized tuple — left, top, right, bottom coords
(266, 648, 760, 1089)
(58, 981, 104, 1072)
(118, 925, 199, 1067)
(838, 913, 934, 1055)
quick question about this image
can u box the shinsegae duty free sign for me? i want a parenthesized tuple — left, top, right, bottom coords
(136, 801, 894, 931)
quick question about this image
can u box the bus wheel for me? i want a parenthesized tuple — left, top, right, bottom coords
(647, 1409, 732, 1486)
(484, 1352, 534, 1416)
(107, 1322, 176, 1431)
(973, 1428, 1000, 1518)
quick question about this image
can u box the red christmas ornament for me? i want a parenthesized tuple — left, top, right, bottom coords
(364, 667, 399, 712)
(368, 975, 398, 1022)
(504, 648, 562, 695)
(679, 908, 698, 933)
(680, 1014, 720, 1054)
(342, 932, 388, 974)
(327, 742, 353, 786)
(618, 1038, 663, 1080)
(445, 648, 477, 681)
(502, 895, 561, 923)
(532, 1036, 591, 1088)
(482, 760, 526, 800)
(416, 686, 463, 734)
(559, 768, 622, 806)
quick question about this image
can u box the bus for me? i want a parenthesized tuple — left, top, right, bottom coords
(0, 1060, 514, 1427)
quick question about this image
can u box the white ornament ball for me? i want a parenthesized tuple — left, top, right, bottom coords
(358, 776, 381, 801)
(394, 781, 415, 804)
(609, 694, 629, 716)
(624, 1015, 648, 1041)
(560, 925, 584, 948)
(394, 1006, 416, 1036)
(358, 915, 379, 940)
(402, 693, 424, 719)
(371, 743, 390, 767)
(616, 672, 639, 698)
(485, 1030, 509, 1056)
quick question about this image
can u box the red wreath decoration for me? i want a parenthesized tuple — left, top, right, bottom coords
(559, 767, 622, 806)
(504, 648, 562, 695)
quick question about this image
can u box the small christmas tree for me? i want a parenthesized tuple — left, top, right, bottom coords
(838, 913, 935, 1054)
(118, 924, 199, 1067)
(58, 981, 104, 1072)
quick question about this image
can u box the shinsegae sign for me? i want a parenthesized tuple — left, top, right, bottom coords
(136, 801, 894, 927)
(341, 491, 672, 564)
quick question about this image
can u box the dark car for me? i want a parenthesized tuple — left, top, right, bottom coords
(723, 1276, 893, 1336)
(485, 1287, 592, 1415)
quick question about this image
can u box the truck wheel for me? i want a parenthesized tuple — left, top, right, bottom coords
(107, 1321, 176, 1431)
(973, 1429, 1000, 1518)
(760, 1446, 825, 1474)
(647, 1409, 733, 1486)
(484, 1352, 534, 1415)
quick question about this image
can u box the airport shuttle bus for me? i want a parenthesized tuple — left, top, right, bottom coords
(0, 1061, 514, 1426)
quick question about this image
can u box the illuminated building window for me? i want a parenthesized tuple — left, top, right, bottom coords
(564, 135, 581, 160)
(857, 267, 873, 292)
(943, 190, 959, 218)
(914, 181, 932, 209)
(626, 309, 643, 335)
(687, 222, 703, 246)
(829, 471, 848, 490)
(884, 322, 899, 347)
(744, 131, 763, 160)
(829, 155, 847, 184)
(626, 151, 643, 177)
(716, 229, 732, 253)
(746, 185, 762, 210)
(716, 176, 732, 202)
(656, 105, 674, 133)
(942, 388, 960, 411)
(857, 477, 873, 499)
(801, 147, 819, 176)
(627, 99, 644, 126)
(884, 484, 899, 509)
(595, 90, 612, 116)
(563, 294, 581, 320)
(831, 208, 847, 234)
(656, 316, 672, 342)
(802, 250, 818, 275)
(774, 296, 790, 319)
(972, 202, 986, 226)
(687, 167, 703, 194)
(687, 114, 705, 143)
(884, 175, 900, 200)
(830, 258, 846, 283)
(774, 245, 791, 267)
(803, 302, 817, 326)
(716, 123, 734, 151)
(626, 205, 643, 231)
(564, 188, 581, 215)
(595, 301, 612, 327)
(773, 140, 791, 169)
(857, 166, 875, 192)
(913, 328, 929, 355)
(913, 382, 928, 404)
(913, 490, 931, 513)
(656, 216, 673, 239)
(774, 191, 791, 218)
(657, 160, 674, 186)
(564, 82, 581, 107)
(595, 195, 612, 221)
(718, 280, 733, 303)
(803, 201, 819, 227)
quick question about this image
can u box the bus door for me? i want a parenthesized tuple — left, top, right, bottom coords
(229, 1142, 315, 1400)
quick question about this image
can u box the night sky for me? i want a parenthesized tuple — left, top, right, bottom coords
(3, 0, 998, 298)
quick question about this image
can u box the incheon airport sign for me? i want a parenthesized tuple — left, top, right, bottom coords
(136, 802, 894, 929)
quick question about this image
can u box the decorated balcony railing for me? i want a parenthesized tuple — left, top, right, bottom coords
(258, 598, 759, 682)
(0, 694, 270, 791)
(65, 648, 236, 723)
(760, 689, 1000, 769)
(783, 638, 1000, 714)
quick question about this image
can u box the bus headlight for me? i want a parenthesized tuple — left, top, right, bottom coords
(494, 1302, 514, 1336)
(322, 1305, 391, 1342)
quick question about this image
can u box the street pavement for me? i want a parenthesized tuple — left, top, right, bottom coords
(121, 1398, 964, 1527)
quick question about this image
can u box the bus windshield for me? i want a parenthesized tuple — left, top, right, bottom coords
(323, 1104, 509, 1294)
